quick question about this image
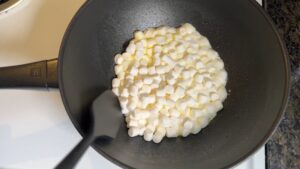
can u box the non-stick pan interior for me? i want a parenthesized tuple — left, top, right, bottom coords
(58, 0, 289, 168)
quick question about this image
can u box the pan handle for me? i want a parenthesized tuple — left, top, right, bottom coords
(0, 59, 58, 88)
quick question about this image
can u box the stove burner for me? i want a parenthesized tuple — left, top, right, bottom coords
(0, 0, 22, 14)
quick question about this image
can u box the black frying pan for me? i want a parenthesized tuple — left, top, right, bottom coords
(0, 0, 290, 168)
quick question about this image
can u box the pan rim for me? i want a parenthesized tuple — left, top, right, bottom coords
(57, 0, 291, 168)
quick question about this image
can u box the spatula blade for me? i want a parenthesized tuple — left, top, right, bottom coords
(91, 90, 122, 138)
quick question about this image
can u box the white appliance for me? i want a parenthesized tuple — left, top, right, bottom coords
(0, 0, 265, 168)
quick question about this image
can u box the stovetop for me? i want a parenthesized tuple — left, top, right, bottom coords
(0, 0, 266, 169)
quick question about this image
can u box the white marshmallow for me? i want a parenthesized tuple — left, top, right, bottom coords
(148, 66, 156, 75)
(198, 37, 211, 47)
(130, 67, 139, 76)
(133, 109, 150, 119)
(112, 78, 120, 88)
(217, 87, 227, 101)
(128, 120, 139, 127)
(156, 65, 168, 74)
(112, 87, 119, 96)
(129, 85, 138, 96)
(166, 127, 178, 138)
(121, 88, 129, 97)
(162, 55, 175, 65)
(139, 67, 148, 75)
(153, 126, 166, 143)
(169, 109, 180, 117)
(196, 61, 205, 69)
(210, 92, 219, 101)
(114, 54, 124, 64)
(199, 94, 209, 104)
(144, 129, 154, 141)
(191, 108, 203, 118)
(165, 85, 174, 94)
(134, 31, 144, 40)
(114, 65, 123, 74)
(128, 127, 140, 137)
(143, 76, 153, 85)
(140, 85, 152, 94)
(126, 43, 136, 54)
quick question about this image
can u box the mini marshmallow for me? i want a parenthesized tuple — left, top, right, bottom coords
(140, 58, 149, 66)
(156, 65, 168, 74)
(135, 79, 143, 88)
(147, 39, 156, 48)
(121, 88, 129, 97)
(154, 45, 162, 53)
(196, 61, 205, 69)
(153, 126, 166, 143)
(176, 43, 186, 53)
(119, 97, 128, 108)
(130, 67, 139, 76)
(134, 31, 144, 40)
(162, 55, 175, 65)
(156, 95, 166, 103)
(143, 76, 153, 85)
(136, 51, 144, 58)
(198, 37, 211, 47)
(165, 85, 174, 94)
(114, 65, 123, 74)
(191, 108, 203, 118)
(199, 94, 209, 104)
(166, 127, 178, 138)
(156, 87, 166, 97)
(128, 127, 140, 137)
(128, 120, 139, 127)
(138, 119, 147, 126)
(112, 87, 119, 96)
(155, 36, 165, 44)
(140, 85, 152, 94)
(129, 85, 138, 96)
(145, 28, 155, 38)
(139, 67, 148, 75)
(112, 78, 120, 88)
(144, 129, 154, 141)
(186, 88, 198, 99)
(146, 49, 153, 56)
(217, 87, 227, 101)
(133, 109, 150, 119)
(169, 109, 180, 117)
(210, 92, 219, 101)
(215, 70, 228, 85)
(128, 101, 137, 111)
(140, 94, 156, 105)
(174, 86, 185, 98)
(161, 117, 171, 128)
(182, 23, 196, 34)
(126, 43, 136, 54)
(114, 54, 124, 64)
(203, 77, 213, 88)
(148, 66, 156, 75)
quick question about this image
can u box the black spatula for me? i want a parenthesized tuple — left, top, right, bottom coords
(55, 90, 122, 169)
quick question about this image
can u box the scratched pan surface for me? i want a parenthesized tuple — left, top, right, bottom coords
(58, 0, 290, 168)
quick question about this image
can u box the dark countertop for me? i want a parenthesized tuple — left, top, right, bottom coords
(265, 0, 300, 168)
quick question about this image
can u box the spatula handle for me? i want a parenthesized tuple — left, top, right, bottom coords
(55, 133, 94, 169)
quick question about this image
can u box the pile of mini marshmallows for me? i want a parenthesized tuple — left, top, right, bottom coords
(112, 23, 227, 143)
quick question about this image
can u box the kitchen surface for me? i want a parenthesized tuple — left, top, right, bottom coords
(0, 0, 298, 169)
(264, 0, 300, 168)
